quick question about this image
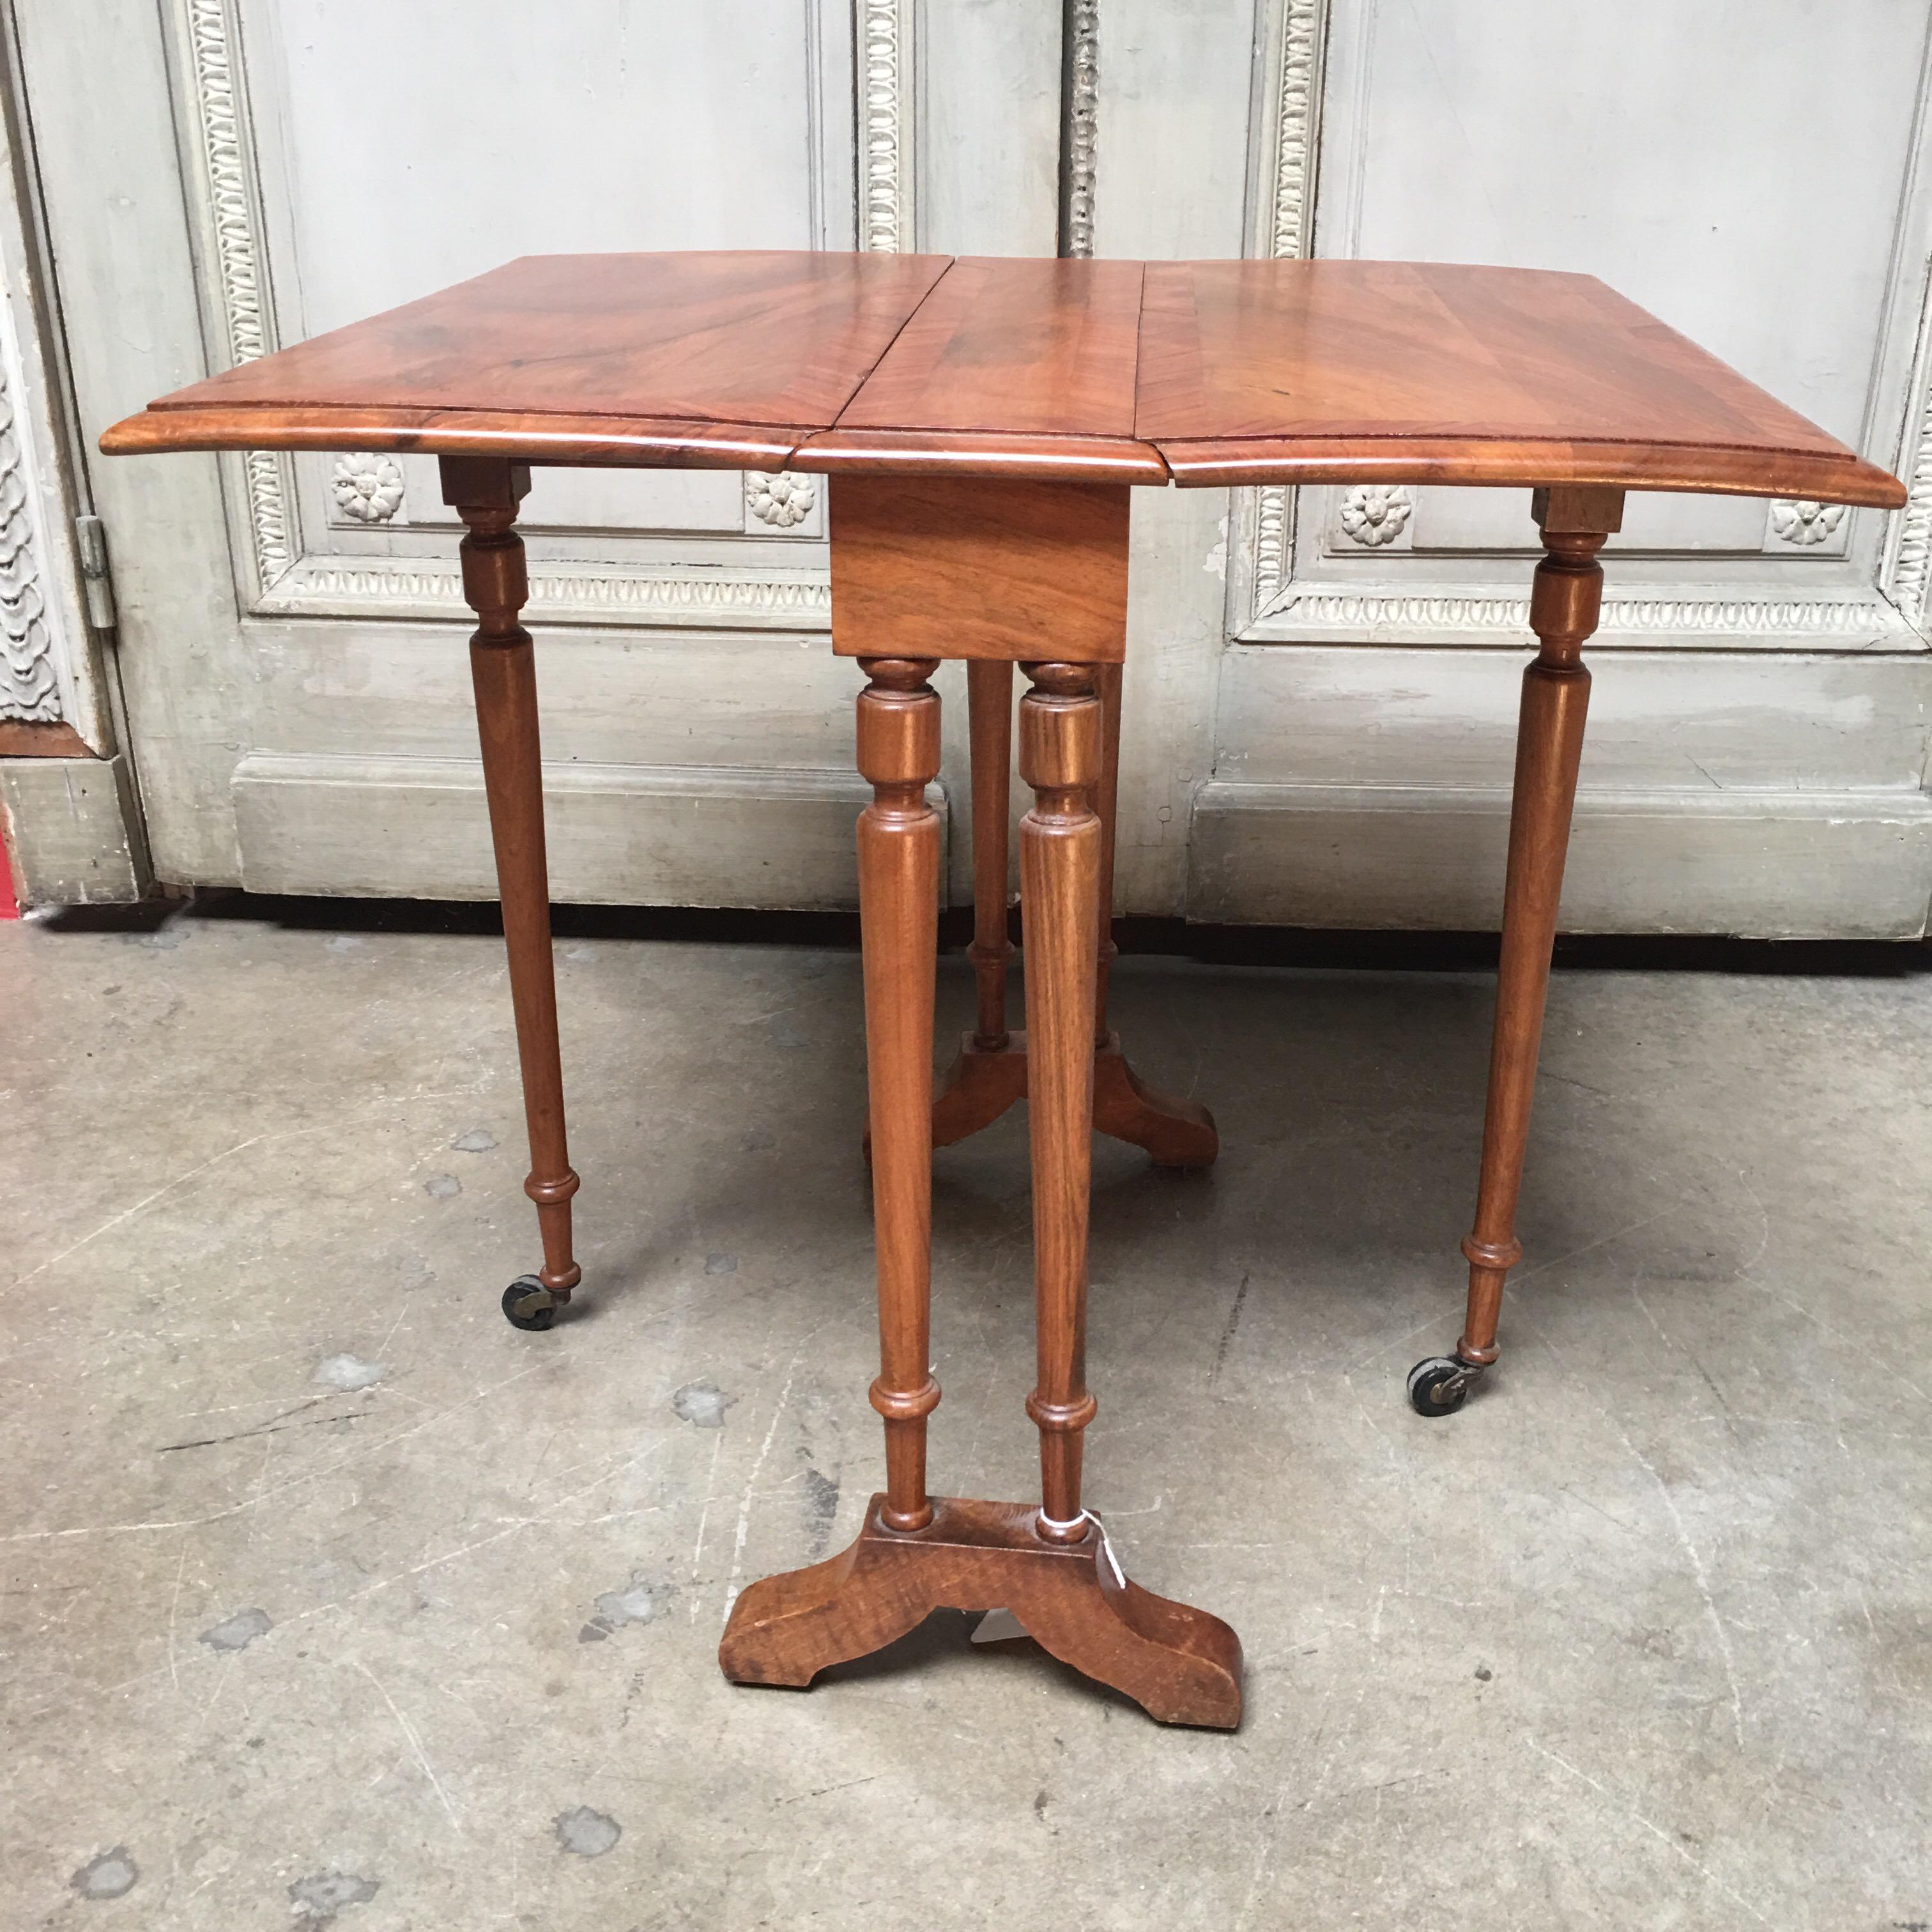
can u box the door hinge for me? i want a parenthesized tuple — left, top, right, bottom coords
(75, 513, 116, 629)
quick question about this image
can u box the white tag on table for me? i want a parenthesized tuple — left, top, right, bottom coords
(1096, 1525, 1126, 1590)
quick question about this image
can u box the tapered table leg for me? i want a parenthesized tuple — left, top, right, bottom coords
(925, 655, 1218, 1169)
(928, 660, 1028, 1145)
(1409, 486, 1623, 1416)
(1017, 662, 1105, 1535)
(441, 456, 581, 1334)
(852, 657, 946, 1528)
(969, 659, 1018, 1049)
(723, 650, 1239, 1727)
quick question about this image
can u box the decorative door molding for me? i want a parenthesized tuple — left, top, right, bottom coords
(0, 342, 59, 721)
(860, 0, 914, 252)
(171, 0, 881, 632)
(0, 74, 99, 742)
(1889, 319, 1932, 634)
(1061, 1, 1100, 257)
(1227, 0, 1932, 655)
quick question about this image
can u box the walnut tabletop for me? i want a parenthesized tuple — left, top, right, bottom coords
(102, 250, 1903, 509)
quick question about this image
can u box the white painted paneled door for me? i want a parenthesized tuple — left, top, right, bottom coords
(1096, 0, 1932, 937)
(12, 1, 1932, 932)
(12, 0, 1055, 910)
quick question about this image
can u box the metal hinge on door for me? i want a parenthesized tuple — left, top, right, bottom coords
(75, 513, 116, 628)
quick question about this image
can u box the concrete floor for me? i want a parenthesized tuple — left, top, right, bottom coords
(3, 900, 1929, 1930)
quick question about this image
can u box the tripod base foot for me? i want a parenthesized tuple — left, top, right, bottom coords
(1091, 1034, 1218, 1169)
(866, 1031, 1218, 1167)
(932, 1034, 1029, 1147)
(719, 1494, 1243, 1729)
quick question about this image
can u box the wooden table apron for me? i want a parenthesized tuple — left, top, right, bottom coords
(101, 250, 1907, 1732)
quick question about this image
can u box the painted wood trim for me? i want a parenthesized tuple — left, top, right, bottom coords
(231, 750, 949, 909)
(1233, 0, 1932, 655)
(0, 753, 149, 903)
(168, 0, 879, 627)
(1188, 781, 1932, 938)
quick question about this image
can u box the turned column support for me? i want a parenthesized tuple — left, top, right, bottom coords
(442, 456, 581, 1321)
(925, 650, 1217, 1169)
(966, 659, 1016, 1049)
(1017, 661, 1105, 1537)
(855, 656, 945, 1531)
(1092, 661, 1124, 1045)
(724, 475, 1241, 1726)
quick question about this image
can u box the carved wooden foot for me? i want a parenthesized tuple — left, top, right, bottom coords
(1092, 1034, 1218, 1167)
(930, 1031, 1029, 1147)
(719, 1494, 1242, 1728)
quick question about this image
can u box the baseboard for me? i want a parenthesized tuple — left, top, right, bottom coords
(229, 752, 939, 910)
(1188, 783, 1932, 938)
(0, 753, 150, 905)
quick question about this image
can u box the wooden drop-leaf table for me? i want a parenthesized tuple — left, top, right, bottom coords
(104, 250, 1903, 1731)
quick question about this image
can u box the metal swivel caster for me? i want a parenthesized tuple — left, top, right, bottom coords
(502, 1274, 560, 1331)
(1407, 1354, 1485, 1417)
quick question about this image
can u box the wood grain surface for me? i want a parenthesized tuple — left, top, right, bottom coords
(102, 251, 950, 467)
(1137, 261, 1904, 503)
(102, 251, 1906, 506)
(798, 255, 1158, 480)
(718, 1494, 1243, 1729)
(829, 476, 1130, 663)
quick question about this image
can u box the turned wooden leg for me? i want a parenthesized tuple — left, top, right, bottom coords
(442, 456, 581, 1333)
(969, 659, 1016, 1048)
(1409, 485, 1623, 1417)
(854, 657, 944, 1529)
(724, 488, 1242, 1725)
(927, 660, 1029, 1148)
(1018, 662, 1103, 1536)
(720, 661, 1241, 1726)
(923, 652, 1215, 1168)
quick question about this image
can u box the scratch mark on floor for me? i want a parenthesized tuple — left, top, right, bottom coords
(1211, 1271, 1252, 1386)
(351, 1659, 461, 1832)
(3, 1358, 556, 1544)
(1527, 1738, 1770, 1924)
(774, 1772, 882, 1806)
(165, 1541, 187, 1693)
(721, 1342, 808, 1623)
(1540, 1334, 1746, 1749)
(1507, 1205, 1677, 1289)
(3, 1089, 489, 1297)
(688, 1432, 726, 1619)
(157, 1398, 367, 1453)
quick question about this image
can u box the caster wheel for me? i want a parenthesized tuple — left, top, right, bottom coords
(1407, 1355, 1476, 1417)
(502, 1275, 558, 1331)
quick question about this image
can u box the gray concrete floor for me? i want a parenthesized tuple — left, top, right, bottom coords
(3, 901, 1929, 1930)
